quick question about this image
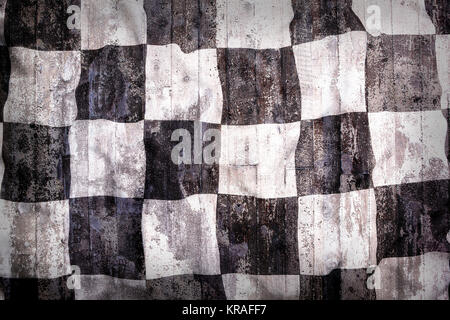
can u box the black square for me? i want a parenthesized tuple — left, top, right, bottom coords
(216, 195, 299, 275)
(146, 275, 226, 300)
(76, 45, 146, 123)
(295, 112, 374, 196)
(375, 180, 450, 262)
(217, 47, 301, 125)
(0, 278, 38, 300)
(37, 277, 75, 300)
(1, 123, 70, 202)
(425, 0, 449, 34)
(69, 196, 145, 280)
(144, 120, 220, 200)
(0, 277, 75, 300)
(4, 0, 81, 50)
(299, 269, 376, 300)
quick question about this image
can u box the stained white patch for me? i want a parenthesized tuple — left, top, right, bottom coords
(298, 189, 378, 276)
(352, 0, 436, 36)
(369, 252, 450, 300)
(368, 110, 449, 187)
(293, 32, 367, 120)
(222, 274, 300, 300)
(436, 35, 449, 109)
(142, 194, 220, 279)
(145, 44, 223, 123)
(0, 200, 71, 278)
(75, 275, 147, 300)
(219, 122, 300, 199)
(3, 47, 81, 127)
(81, 0, 147, 50)
(69, 120, 146, 198)
(216, 0, 293, 49)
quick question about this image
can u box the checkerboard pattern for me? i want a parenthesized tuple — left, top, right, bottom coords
(0, 0, 448, 300)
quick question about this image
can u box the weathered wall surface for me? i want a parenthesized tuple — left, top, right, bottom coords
(0, 0, 448, 300)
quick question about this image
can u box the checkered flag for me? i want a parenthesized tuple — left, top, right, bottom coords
(0, 0, 448, 300)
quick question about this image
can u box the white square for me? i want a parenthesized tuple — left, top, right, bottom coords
(436, 35, 449, 109)
(0, 0, 6, 45)
(3, 47, 80, 127)
(81, 0, 147, 50)
(145, 44, 223, 123)
(293, 31, 367, 120)
(69, 120, 146, 198)
(368, 110, 449, 187)
(298, 189, 378, 275)
(0, 200, 71, 278)
(352, 0, 436, 36)
(216, 0, 293, 49)
(219, 122, 300, 199)
(142, 194, 220, 279)
(0, 123, 3, 192)
(222, 274, 300, 300)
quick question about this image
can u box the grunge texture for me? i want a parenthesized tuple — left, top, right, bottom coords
(0, 0, 449, 300)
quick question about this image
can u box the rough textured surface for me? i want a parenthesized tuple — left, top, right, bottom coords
(0, 46, 10, 122)
(290, 0, 365, 45)
(4, 47, 80, 126)
(69, 196, 145, 279)
(219, 122, 300, 199)
(81, 0, 146, 50)
(368, 110, 448, 187)
(76, 45, 146, 123)
(366, 34, 442, 112)
(216, 0, 293, 49)
(146, 44, 223, 123)
(295, 112, 374, 196)
(293, 31, 367, 120)
(435, 35, 449, 109)
(4, 0, 81, 50)
(0, 200, 71, 278)
(370, 252, 450, 300)
(218, 47, 301, 125)
(222, 274, 300, 300)
(217, 195, 299, 275)
(352, 0, 436, 36)
(0, 276, 74, 300)
(425, 0, 450, 34)
(75, 275, 148, 300)
(375, 180, 449, 261)
(144, 120, 220, 200)
(0, 0, 448, 301)
(145, 0, 216, 53)
(142, 194, 220, 279)
(69, 120, 146, 199)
